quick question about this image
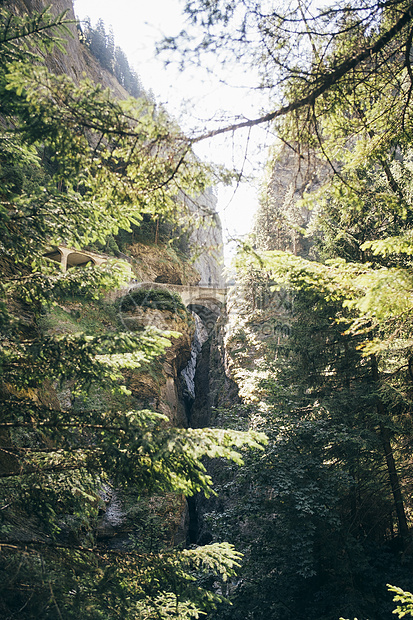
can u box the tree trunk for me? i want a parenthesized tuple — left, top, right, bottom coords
(371, 355, 409, 542)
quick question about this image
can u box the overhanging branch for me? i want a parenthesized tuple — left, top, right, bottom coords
(190, 4, 413, 143)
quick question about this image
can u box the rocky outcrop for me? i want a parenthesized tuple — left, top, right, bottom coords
(185, 188, 225, 287)
(127, 243, 200, 286)
(121, 305, 194, 427)
(254, 144, 330, 257)
(7, 0, 227, 550)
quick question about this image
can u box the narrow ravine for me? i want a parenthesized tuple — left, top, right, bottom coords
(180, 308, 223, 546)
(181, 313, 209, 425)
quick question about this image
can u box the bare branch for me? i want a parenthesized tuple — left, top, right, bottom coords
(191, 4, 413, 143)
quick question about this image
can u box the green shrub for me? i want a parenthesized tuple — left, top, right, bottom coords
(118, 288, 187, 315)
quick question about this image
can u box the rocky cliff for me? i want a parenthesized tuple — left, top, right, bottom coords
(185, 187, 225, 287)
(254, 143, 330, 257)
(0, 5, 250, 616)
(8, 0, 129, 96)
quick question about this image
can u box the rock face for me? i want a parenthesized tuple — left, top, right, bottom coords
(127, 243, 200, 286)
(9, 0, 129, 97)
(8, 0, 227, 428)
(254, 144, 330, 257)
(121, 305, 194, 427)
(186, 187, 225, 288)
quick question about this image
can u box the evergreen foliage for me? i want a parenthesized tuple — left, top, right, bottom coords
(166, 1, 413, 617)
(0, 7, 266, 619)
(160, 0, 413, 142)
(4, 1, 413, 617)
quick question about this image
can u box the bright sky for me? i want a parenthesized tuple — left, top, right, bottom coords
(73, 0, 273, 262)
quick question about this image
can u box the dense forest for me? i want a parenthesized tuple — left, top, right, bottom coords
(2, 0, 413, 619)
